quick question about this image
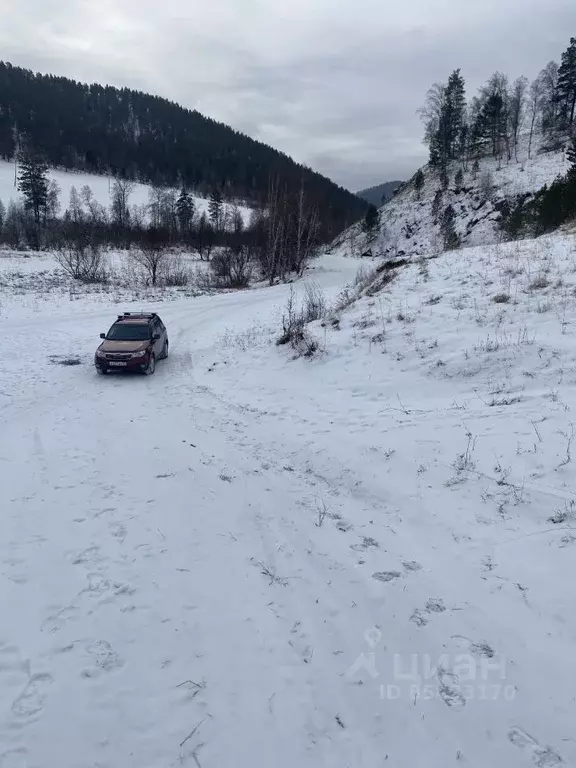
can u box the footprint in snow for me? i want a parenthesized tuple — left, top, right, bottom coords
(437, 668, 466, 710)
(508, 727, 564, 767)
(81, 640, 124, 678)
(372, 571, 402, 583)
(11, 673, 54, 720)
(452, 635, 496, 659)
(410, 609, 429, 627)
(425, 598, 447, 614)
(41, 605, 81, 633)
(403, 560, 423, 573)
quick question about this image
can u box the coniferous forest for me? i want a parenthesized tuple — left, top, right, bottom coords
(0, 62, 366, 234)
(417, 36, 576, 237)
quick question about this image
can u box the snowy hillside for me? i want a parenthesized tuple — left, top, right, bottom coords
(2, 228, 576, 766)
(0, 160, 252, 222)
(335, 136, 571, 259)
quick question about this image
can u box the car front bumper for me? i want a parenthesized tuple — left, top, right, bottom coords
(95, 356, 150, 372)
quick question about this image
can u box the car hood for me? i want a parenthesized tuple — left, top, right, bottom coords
(99, 340, 150, 353)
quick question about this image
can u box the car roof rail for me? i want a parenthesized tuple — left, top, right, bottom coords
(116, 311, 157, 321)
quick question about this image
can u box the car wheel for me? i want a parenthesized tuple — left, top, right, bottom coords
(162, 341, 169, 359)
(144, 353, 156, 375)
(96, 367, 108, 375)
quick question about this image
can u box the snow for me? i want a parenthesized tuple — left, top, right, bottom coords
(0, 160, 253, 223)
(332, 135, 572, 261)
(2, 232, 576, 767)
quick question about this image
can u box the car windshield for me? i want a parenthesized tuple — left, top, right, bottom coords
(106, 324, 151, 341)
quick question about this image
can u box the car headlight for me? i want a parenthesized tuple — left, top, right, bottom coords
(131, 349, 149, 358)
(96, 349, 106, 358)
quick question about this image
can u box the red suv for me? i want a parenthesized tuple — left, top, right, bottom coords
(95, 312, 169, 375)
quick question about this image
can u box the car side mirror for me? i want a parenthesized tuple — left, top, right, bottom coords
(100, 333, 106, 339)
(153, 333, 161, 341)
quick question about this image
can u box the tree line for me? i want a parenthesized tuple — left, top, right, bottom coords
(0, 62, 366, 240)
(420, 37, 576, 171)
(417, 36, 576, 243)
(1, 147, 322, 288)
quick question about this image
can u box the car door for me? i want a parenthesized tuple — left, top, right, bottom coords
(152, 319, 164, 356)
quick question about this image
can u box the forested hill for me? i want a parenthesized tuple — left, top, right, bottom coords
(0, 62, 366, 234)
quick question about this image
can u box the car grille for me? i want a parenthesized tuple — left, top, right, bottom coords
(105, 353, 133, 361)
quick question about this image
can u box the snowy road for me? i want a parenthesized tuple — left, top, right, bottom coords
(2, 254, 575, 767)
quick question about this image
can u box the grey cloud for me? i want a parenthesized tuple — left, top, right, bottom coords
(1, 0, 575, 189)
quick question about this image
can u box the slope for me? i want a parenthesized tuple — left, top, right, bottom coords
(336, 136, 571, 259)
(0, 62, 366, 235)
(1, 230, 576, 766)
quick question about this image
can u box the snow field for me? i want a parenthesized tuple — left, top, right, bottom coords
(0, 159, 253, 223)
(1, 233, 576, 767)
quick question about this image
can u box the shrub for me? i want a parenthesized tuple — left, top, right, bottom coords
(277, 284, 324, 357)
(55, 237, 108, 283)
(530, 276, 551, 290)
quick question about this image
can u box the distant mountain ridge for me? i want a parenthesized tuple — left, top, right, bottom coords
(356, 180, 404, 207)
(0, 62, 366, 239)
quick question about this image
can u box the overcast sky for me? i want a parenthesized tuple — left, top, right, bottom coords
(1, 0, 575, 191)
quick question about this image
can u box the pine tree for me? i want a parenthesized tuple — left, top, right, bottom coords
(568, 135, 576, 175)
(176, 188, 195, 234)
(17, 148, 48, 226)
(413, 169, 425, 199)
(454, 168, 464, 189)
(557, 37, 576, 128)
(0, 199, 5, 232)
(440, 167, 449, 190)
(470, 73, 509, 162)
(440, 205, 460, 250)
(431, 189, 443, 220)
(419, 70, 467, 168)
(472, 159, 480, 178)
(208, 189, 223, 230)
(446, 69, 466, 159)
(362, 204, 380, 242)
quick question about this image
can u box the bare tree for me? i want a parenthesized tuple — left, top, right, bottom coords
(82, 185, 106, 225)
(261, 174, 287, 285)
(527, 76, 544, 159)
(110, 178, 135, 229)
(131, 227, 169, 285)
(55, 232, 107, 282)
(68, 186, 84, 224)
(509, 76, 528, 162)
(292, 180, 320, 276)
(538, 61, 560, 137)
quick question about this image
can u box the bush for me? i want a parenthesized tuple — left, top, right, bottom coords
(277, 284, 324, 357)
(55, 237, 108, 283)
(163, 254, 191, 286)
(492, 293, 511, 304)
(209, 247, 253, 288)
(302, 281, 327, 322)
(530, 276, 551, 290)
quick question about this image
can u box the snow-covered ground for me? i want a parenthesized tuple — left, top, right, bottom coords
(2, 234, 576, 767)
(334, 135, 572, 260)
(0, 159, 252, 222)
